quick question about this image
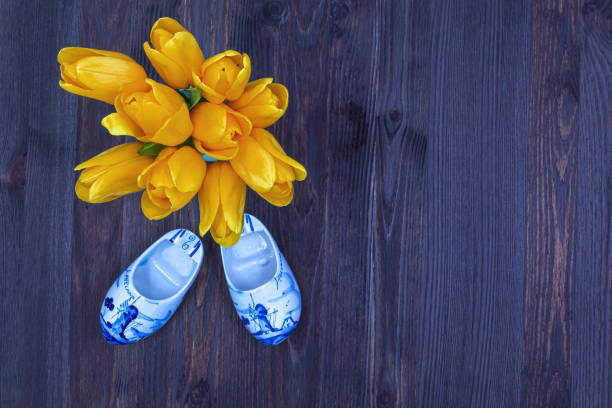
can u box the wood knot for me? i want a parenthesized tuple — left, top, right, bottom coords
(376, 372, 398, 407)
(3, 153, 26, 190)
(582, 0, 612, 34)
(330, 23, 344, 37)
(389, 108, 401, 122)
(557, 84, 577, 141)
(261, 1, 289, 26)
(338, 101, 366, 125)
(330, 2, 350, 20)
(186, 378, 210, 407)
(376, 388, 397, 407)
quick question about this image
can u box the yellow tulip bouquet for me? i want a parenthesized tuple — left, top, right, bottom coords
(59, 18, 306, 247)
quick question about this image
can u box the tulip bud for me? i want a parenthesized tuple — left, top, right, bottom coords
(228, 78, 288, 128)
(137, 146, 207, 220)
(190, 102, 252, 160)
(143, 17, 205, 89)
(198, 162, 246, 247)
(58, 47, 148, 104)
(74, 142, 154, 203)
(236, 128, 307, 207)
(192, 50, 251, 104)
(102, 79, 193, 146)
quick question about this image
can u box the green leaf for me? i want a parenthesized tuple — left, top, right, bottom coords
(178, 87, 202, 109)
(176, 136, 195, 149)
(138, 142, 165, 156)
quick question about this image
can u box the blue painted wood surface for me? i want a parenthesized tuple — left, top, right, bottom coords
(0, 0, 611, 406)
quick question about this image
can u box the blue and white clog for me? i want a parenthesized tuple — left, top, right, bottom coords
(100, 229, 203, 344)
(220, 214, 301, 346)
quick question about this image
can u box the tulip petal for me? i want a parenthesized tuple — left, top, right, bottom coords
(198, 162, 221, 236)
(165, 187, 196, 210)
(230, 135, 276, 192)
(190, 103, 243, 160)
(150, 18, 187, 40)
(58, 47, 138, 64)
(258, 182, 294, 207)
(75, 180, 118, 203)
(237, 105, 285, 128)
(87, 156, 153, 202)
(150, 102, 193, 146)
(59, 81, 118, 105)
(78, 165, 111, 184)
(167, 146, 206, 192)
(143, 42, 188, 89)
(74, 142, 143, 170)
(227, 105, 253, 138)
(269, 83, 289, 110)
(193, 50, 250, 104)
(58, 48, 147, 104)
(190, 102, 228, 144)
(210, 208, 229, 241)
(151, 28, 173, 52)
(74, 180, 92, 202)
(112, 79, 191, 145)
(147, 186, 171, 209)
(148, 78, 188, 111)
(115, 78, 151, 97)
(211, 209, 242, 247)
(160, 31, 204, 76)
(141, 191, 173, 220)
(218, 233, 242, 247)
(226, 53, 251, 100)
(149, 163, 174, 188)
(191, 71, 225, 104)
(228, 78, 273, 110)
(229, 81, 288, 128)
(101, 113, 144, 138)
(192, 139, 239, 160)
(137, 147, 176, 188)
(73, 56, 142, 88)
(252, 128, 307, 181)
(219, 162, 246, 234)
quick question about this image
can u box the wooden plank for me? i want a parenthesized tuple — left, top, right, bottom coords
(0, 1, 29, 405)
(189, 1, 378, 406)
(522, 0, 581, 406)
(572, 1, 612, 407)
(0, 0, 80, 406)
(68, 2, 164, 407)
(364, 0, 429, 406)
(421, 0, 531, 406)
(3, 0, 612, 406)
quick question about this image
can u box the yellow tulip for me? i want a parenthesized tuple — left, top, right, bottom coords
(228, 78, 288, 128)
(102, 79, 192, 146)
(58, 47, 148, 104)
(137, 146, 206, 220)
(231, 128, 306, 206)
(74, 142, 154, 203)
(198, 162, 246, 247)
(192, 50, 251, 104)
(143, 17, 205, 89)
(190, 102, 252, 160)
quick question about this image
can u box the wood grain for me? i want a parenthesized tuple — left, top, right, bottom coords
(522, 0, 580, 407)
(1, 0, 611, 407)
(573, 1, 612, 407)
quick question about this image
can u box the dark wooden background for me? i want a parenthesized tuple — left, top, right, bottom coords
(1, 0, 611, 406)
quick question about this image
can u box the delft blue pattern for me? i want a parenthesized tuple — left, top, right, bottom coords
(227, 252, 301, 346)
(100, 279, 178, 344)
(100, 229, 202, 344)
(104, 297, 115, 311)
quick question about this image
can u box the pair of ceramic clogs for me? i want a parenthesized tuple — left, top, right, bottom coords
(100, 214, 301, 346)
